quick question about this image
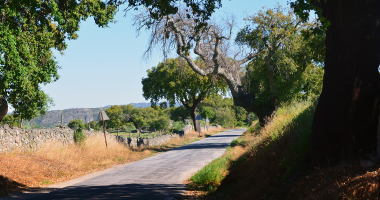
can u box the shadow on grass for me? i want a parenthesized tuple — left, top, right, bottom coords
(0, 175, 31, 197)
(200, 103, 316, 200)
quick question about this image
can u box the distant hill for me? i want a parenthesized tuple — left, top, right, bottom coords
(23, 102, 153, 128)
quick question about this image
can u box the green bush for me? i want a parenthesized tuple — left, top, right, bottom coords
(68, 119, 84, 129)
(170, 121, 186, 133)
(74, 128, 86, 144)
(236, 121, 245, 127)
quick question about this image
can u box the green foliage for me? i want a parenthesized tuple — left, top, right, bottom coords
(214, 107, 237, 128)
(168, 106, 190, 122)
(0, 114, 22, 127)
(198, 94, 247, 127)
(68, 119, 84, 130)
(200, 106, 215, 120)
(142, 57, 227, 108)
(150, 116, 170, 131)
(189, 138, 246, 193)
(170, 121, 186, 133)
(113, 0, 221, 29)
(0, 1, 116, 120)
(189, 100, 316, 194)
(73, 128, 86, 144)
(236, 5, 324, 109)
(105, 105, 123, 129)
(120, 104, 169, 131)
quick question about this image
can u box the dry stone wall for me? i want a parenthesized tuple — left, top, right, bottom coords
(0, 123, 223, 152)
(0, 125, 103, 152)
(114, 134, 178, 147)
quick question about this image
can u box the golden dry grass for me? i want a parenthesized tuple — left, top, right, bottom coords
(0, 128, 225, 196)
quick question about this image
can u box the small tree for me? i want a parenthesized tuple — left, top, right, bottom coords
(150, 116, 170, 134)
(68, 119, 85, 130)
(142, 57, 227, 132)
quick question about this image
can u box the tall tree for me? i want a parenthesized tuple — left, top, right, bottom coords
(290, 0, 380, 164)
(235, 6, 324, 125)
(142, 57, 226, 132)
(0, 0, 116, 121)
(122, 0, 380, 163)
(134, 9, 262, 115)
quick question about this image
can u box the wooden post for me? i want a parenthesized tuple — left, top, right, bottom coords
(198, 120, 201, 137)
(101, 111, 107, 147)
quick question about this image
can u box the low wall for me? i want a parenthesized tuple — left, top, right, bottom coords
(0, 123, 223, 152)
(0, 125, 103, 152)
(114, 134, 178, 147)
(178, 124, 222, 136)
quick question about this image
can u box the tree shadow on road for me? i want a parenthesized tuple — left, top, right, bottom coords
(0, 175, 31, 197)
(22, 183, 186, 200)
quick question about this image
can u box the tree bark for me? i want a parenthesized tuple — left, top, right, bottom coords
(190, 108, 200, 133)
(182, 96, 204, 132)
(309, 0, 380, 165)
(0, 97, 8, 122)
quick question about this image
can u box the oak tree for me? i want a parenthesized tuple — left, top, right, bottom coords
(142, 57, 226, 132)
(0, 0, 116, 121)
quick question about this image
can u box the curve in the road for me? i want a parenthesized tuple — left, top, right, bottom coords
(16, 128, 246, 200)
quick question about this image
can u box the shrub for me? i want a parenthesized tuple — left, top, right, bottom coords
(170, 121, 186, 133)
(74, 128, 86, 144)
(68, 119, 84, 130)
(150, 116, 170, 131)
(214, 107, 236, 128)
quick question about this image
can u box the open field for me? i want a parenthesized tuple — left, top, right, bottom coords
(0, 127, 225, 197)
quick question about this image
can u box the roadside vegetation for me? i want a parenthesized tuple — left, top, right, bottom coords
(184, 99, 315, 198)
(184, 99, 380, 199)
(0, 127, 224, 197)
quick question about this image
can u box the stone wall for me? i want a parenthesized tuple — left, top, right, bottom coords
(114, 134, 178, 147)
(0, 125, 103, 152)
(178, 124, 222, 136)
(0, 123, 223, 152)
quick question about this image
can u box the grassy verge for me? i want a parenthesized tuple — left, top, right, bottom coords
(0, 128, 225, 196)
(184, 100, 316, 199)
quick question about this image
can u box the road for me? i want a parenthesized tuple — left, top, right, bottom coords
(14, 128, 246, 200)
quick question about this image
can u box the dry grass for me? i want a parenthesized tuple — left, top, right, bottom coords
(0, 135, 148, 192)
(182, 101, 380, 200)
(0, 128, 225, 196)
(181, 100, 315, 199)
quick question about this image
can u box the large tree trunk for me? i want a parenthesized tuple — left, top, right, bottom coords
(0, 97, 8, 122)
(309, 0, 380, 165)
(190, 108, 200, 132)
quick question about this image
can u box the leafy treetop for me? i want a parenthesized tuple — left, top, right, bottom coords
(0, 0, 117, 120)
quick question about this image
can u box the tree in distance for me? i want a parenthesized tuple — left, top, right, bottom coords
(199, 94, 247, 128)
(168, 106, 190, 123)
(105, 105, 123, 129)
(120, 104, 169, 135)
(135, 9, 261, 114)
(142, 57, 227, 132)
(0, 1, 117, 122)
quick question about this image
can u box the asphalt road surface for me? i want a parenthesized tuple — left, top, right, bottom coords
(15, 128, 246, 200)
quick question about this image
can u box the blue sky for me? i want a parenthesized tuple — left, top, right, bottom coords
(26, 0, 291, 111)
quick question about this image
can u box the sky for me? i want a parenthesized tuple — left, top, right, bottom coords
(18, 0, 291, 112)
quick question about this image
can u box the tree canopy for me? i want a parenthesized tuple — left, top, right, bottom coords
(235, 6, 324, 124)
(142, 57, 227, 131)
(0, 0, 116, 120)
